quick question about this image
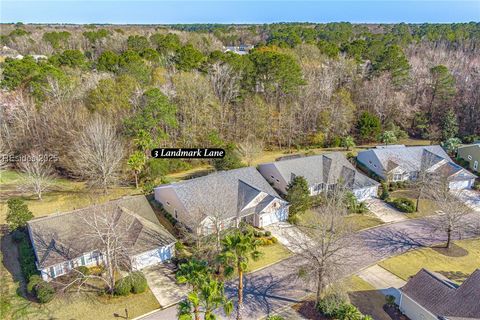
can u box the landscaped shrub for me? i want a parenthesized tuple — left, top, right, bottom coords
(28, 275, 55, 303)
(317, 291, 348, 317)
(130, 271, 148, 294)
(114, 277, 132, 296)
(380, 182, 389, 200)
(89, 265, 104, 276)
(389, 197, 416, 213)
(264, 231, 272, 237)
(74, 266, 90, 277)
(385, 294, 396, 307)
(35, 281, 55, 303)
(18, 237, 38, 280)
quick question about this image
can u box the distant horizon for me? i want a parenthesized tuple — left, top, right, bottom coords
(1, 1, 479, 24)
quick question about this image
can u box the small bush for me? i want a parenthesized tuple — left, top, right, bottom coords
(28, 276, 55, 303)
(380, 182, 389, 200)
(74, 266, 90, 277)
(264, 231, 271, 237)
(473, 181, 480, 191)
(389, 197, 416, 213)
(385, 294, 396, 306)
(35, 281, 55, 303)
(114, 277, 132, 296)
(130, 272, 148, 294)
(317, 291, 348, 317)
(27, 275, 43, 294)
(89, 265, 104, 276)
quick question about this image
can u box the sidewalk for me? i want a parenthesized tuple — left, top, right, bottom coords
(357, 265, 406, 302)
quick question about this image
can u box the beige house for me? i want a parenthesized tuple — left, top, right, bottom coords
(457, 143, 480, 173)
(399, 268, 480, 320)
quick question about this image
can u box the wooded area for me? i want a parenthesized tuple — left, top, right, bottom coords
(1, 22, 479, 188)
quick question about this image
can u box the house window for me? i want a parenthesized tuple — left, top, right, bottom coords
(474, 161, 478, 170)
(270, 175, 275, 179)
(314, 183, 324, 192)
(54, 264, 64, 277)
(166, 201, 170, 206)
(369, 160, 373, 164)
(467, 155, 472, 160)
(393, 174, 402, 181)
(275, 179, 279, 182)
(174, 209, 178, 219)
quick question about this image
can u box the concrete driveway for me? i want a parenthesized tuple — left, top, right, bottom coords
(365, 198, 407, 223)
(142, 263, 188, 308)
(264, 221, 312, 253)
(357, 265, 406, 303)
(456, 189, 480, 212)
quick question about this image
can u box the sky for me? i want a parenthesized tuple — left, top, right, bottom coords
(1, 1, 479, 24)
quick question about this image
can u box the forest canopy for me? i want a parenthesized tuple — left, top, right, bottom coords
(1, 22, 479, 188)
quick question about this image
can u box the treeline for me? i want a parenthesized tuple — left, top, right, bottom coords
(0, 22, 479, 188)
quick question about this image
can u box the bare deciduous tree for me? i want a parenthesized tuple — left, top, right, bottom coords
(425, 175, 473, 248)
(18, 151, 54, 200)
(73, 117, 125, 194)
(238, 136, 264, 166)
(289, 188, 354, 306)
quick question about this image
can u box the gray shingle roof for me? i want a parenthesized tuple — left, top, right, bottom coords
(264, 153, 379, 190)
(28, 195, 176, 268)
(401, 269, 480, 318)
(161, 167, 284, 222)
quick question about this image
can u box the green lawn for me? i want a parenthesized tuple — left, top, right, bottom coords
(344, 276, 391, 320)
(389, 189, 439, 219)
(247, 242, 292, 272)
(345, 214, 384, 231)
(379, 238, 480, 284)
(299, 210, 384, 234)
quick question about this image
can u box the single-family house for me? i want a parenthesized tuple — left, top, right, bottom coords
(457, 143, 480, 173)
(27, 195, 176, 281)
(399, 268, 480, 320)
(154, 167, 288, 235)
(357, 145, 477, 190)
(257, 153, 380, 202)
(223, 44, 254, 55)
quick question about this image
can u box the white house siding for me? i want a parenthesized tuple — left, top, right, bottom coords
(40, 251, 104, 281)
(399, 294, 438, 320)
(255, 201, 289, 227)
(132, 243, 175, 270)
(154, 186, 189, 224)
(449, 178, 475, 190)
(353, 186, 378, 202)
(257, 164, 289, 194)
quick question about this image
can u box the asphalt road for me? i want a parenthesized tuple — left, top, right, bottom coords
(140, 213, 480, 320)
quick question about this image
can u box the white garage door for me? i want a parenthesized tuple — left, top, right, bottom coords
(259, 208, 288, 227)
(133, 244, 174, 270)
(354, 186, 378, 202)
(449, 179, 474, 190)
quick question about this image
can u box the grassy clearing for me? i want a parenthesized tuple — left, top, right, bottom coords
(0, 170, 139, 224)
(344, 276, 391, 320)
(389, 189, 439, 219)
(379, 238, 480, 284)
(247, 242, 292, 272)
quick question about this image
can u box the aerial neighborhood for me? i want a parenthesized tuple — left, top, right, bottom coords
(1, 16, 480, 320)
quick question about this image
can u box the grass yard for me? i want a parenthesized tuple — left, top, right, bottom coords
(389, 189, 439, 219)
(0, 170, 139, 224)
(345, 214, 384, 231)
(344, 276, 391, 320)
(31, 290, 160, 320)
(247, 242, 293, 272)
(379, 238, 480, 284)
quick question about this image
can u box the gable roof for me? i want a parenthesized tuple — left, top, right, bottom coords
(27, 195, 176, 269)
(156, 167, 285, 225)
(361, 145, 476, 179)
(401, 269, 480, 318)
(261, 153, 379, 190)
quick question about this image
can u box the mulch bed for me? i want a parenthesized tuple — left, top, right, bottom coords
(292, 300, 329, 320)
(383, 305, 410, 320)
(432, 243, 468, 257)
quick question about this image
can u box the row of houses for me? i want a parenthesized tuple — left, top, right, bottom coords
(27, 145, 477, 282)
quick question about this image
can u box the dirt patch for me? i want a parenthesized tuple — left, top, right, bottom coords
(292, 299, 329, 320)
(432, 243, 469, 257)
(383, 305, 410, 320)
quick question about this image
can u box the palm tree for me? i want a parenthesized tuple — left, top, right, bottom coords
(176, 259, 210, 320)
(218, 229, 261, 320)
(201, 278, 233, 320)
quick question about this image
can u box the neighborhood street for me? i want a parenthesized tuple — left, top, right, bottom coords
(139, 212, 480, 320)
